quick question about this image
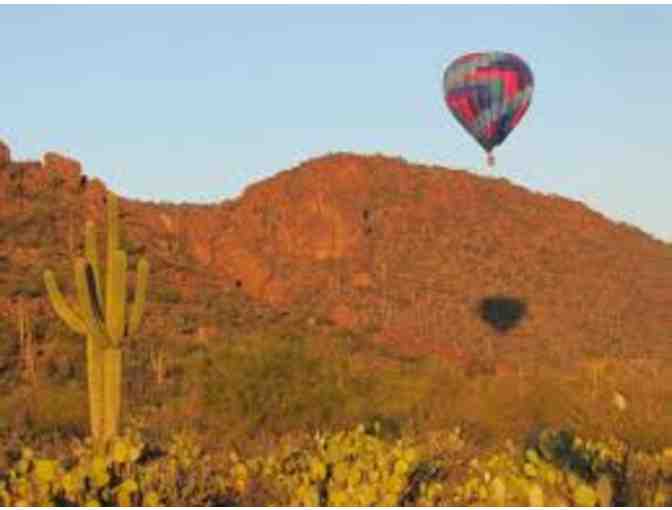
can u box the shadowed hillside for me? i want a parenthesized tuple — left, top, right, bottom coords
(1, 141, 670, 377)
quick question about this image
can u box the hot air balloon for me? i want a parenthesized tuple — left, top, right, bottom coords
(443, 51, 534, 168)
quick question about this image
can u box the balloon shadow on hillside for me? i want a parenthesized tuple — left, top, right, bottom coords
(478, 296, 528, 333)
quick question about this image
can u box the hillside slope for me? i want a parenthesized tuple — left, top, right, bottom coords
(1, 141, 670, 373)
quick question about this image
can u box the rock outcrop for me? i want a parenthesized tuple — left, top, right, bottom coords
(2, 142, 670, 370)
(0, 140, 10, 169)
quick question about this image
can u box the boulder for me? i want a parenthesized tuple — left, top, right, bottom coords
(42, 152, 82, 180)
(0, 140, 10, 169)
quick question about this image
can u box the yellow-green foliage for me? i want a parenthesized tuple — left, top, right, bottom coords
(0, 424, 671, 506)
(245, 423, 449, 506)
(200, 333, 375, 437)
(43, 191, 150, 448)
(453, 447, 607, 506)
(626, 448, 672, 506)
(452, 428, 672, 507)
(0, 430, 234, 506)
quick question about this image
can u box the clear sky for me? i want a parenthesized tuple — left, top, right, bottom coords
(1, 5, 671, 241)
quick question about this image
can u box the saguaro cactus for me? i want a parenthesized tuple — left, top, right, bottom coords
(43, 191, 149, 448)
(17, 299, 37, 389)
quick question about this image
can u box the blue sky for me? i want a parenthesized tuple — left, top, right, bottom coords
(1, 5, 671, 241)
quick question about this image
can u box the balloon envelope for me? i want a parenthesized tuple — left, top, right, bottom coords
(443, 52, 534, 154)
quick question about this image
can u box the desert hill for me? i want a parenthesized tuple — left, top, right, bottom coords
(1, 140, 670, 376)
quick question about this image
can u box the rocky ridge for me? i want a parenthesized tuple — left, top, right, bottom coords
(1, 140, 670, 371)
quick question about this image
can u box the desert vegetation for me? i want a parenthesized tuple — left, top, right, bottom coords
(0, 145, 671, 505)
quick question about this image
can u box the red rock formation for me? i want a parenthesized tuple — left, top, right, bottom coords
(1, 143, 670, 370)
(42, 152, 81, 177)
(0, 140, 10, 169)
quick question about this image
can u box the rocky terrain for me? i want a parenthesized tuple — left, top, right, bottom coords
(1, 139, 670, 374)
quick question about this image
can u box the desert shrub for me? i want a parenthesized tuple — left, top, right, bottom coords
(11, 205, 59, 249)
(201, 333, 354, 436)
(121, 237, 145, 256)
(0, 416, 670, 506)
(0, 431, 239, 506)
(0, 317, 13, 342)
(363, 414, 404, 440)
(174, 312, 198, 334)
(153, 286, 181, 304)
(8, 278, 44, 298)
(186, 331, 442, 447)
(248, 423, 446, 506)
(25, 385, 89, 439)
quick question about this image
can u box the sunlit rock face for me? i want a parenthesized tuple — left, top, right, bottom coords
(0, 140, 10, 168)
(2, 143, 670, 369)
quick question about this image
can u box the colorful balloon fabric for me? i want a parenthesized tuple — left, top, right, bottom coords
(443, 52, 534, 161)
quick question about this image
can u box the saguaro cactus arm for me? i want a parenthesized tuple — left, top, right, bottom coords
(85, 221, 104, 307)
(74, 259, 111, 348)
(105, 193, 119, 328)
(128, 258, 149, 336)
(43, 270, 87, 335)
(107, 250, 128, 345)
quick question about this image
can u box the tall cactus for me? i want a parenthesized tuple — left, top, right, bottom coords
(44, 191, 149, 448)
(17, 298, 37, 388)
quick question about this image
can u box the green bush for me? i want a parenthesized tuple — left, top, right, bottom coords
(9, 279, 44, 298)
(153, 286, 181, 304)
(202, 334, 350, 435)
